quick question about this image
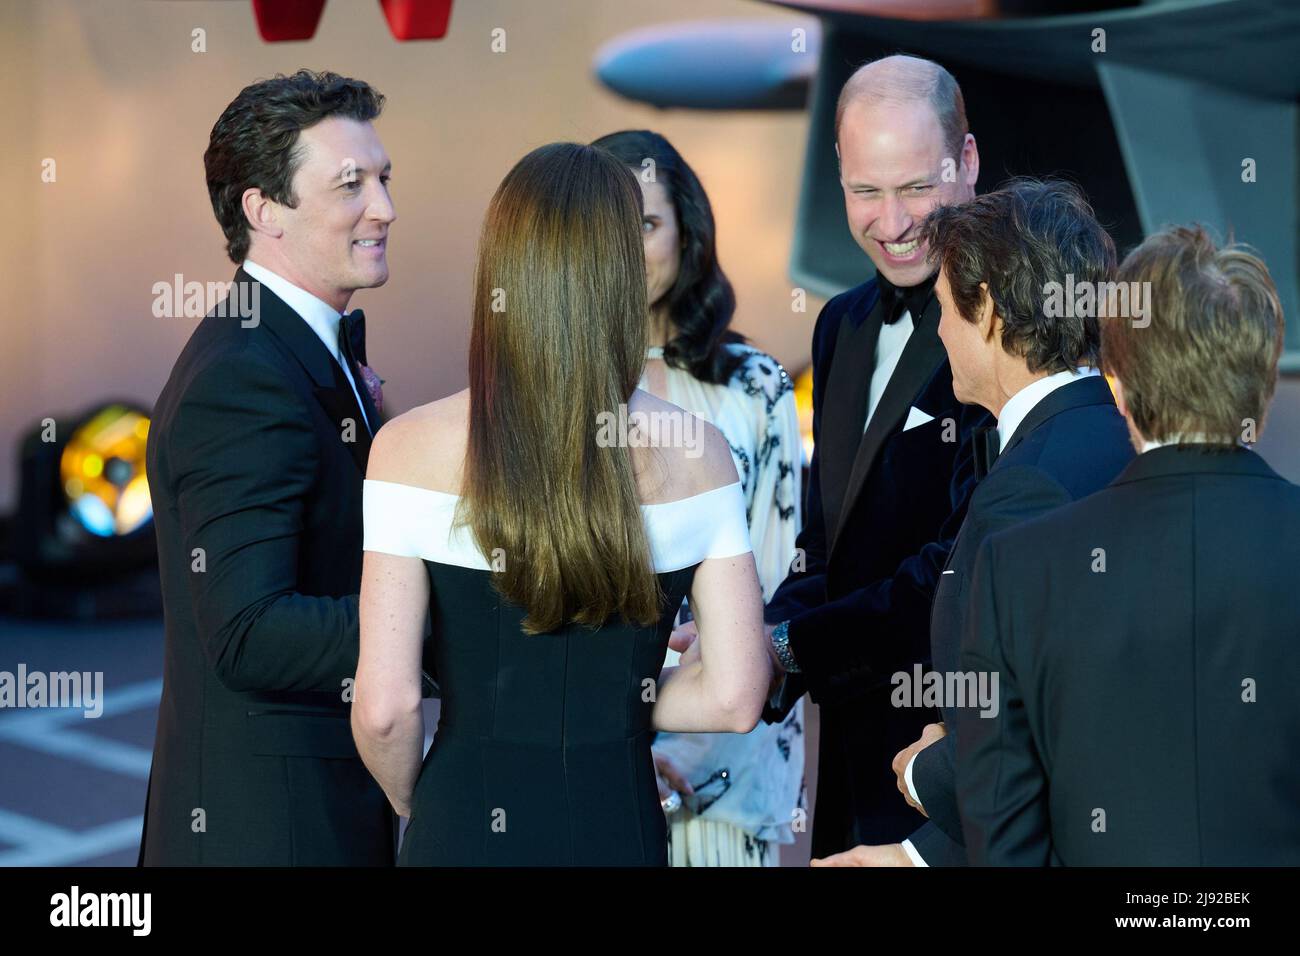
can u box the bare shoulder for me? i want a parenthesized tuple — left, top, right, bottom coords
(366, 388, 468, 492)
(626, 388, 738, 503)
(691, 415, 740, 492)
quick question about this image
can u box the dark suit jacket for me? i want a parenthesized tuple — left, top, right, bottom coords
(907, 374, 1134, 865)
(765, 276, 989, 856)
(957, 444, 1300, 865)
(139, 268, 395, 865)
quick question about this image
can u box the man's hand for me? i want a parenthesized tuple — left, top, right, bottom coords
(388, 791, 413, 819)
(810, 843, 913, 867)
(891, 721, 947, 816)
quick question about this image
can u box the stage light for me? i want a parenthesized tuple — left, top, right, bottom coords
(10, 402, 157, 588)
(2, 402, 160, 618)
(58, 405, 152, 539)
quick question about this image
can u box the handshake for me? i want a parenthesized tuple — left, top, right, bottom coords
(667, 617, 950, 867)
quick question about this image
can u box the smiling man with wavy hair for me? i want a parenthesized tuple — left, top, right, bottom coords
(141, 70, 398, 866)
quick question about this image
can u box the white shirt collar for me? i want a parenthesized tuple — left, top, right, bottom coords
(242, 259, 346, 364)
(996, 366, 1100, 451)
(1142, 434, 1215, 453)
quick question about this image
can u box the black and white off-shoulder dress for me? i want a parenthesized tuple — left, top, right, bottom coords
(362, 478, 752, 866)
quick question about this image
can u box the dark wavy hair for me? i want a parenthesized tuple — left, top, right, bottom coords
(591, 130, 746, 385)
(205, 70, 386, 264)
(920, 177, 1115, 373)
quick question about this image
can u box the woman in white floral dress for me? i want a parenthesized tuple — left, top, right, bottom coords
(592, 130, 805, 866)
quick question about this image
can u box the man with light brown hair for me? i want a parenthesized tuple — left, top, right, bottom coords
(1104, 226, 1284, 450)
(955, 226, 1300, 865)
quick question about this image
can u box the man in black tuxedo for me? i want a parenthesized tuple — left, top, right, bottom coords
(140, 71, 397, 865)
(669, 54, 991, 859)
(816, 180, 1135, 867)
(957, 226, 1300, 865)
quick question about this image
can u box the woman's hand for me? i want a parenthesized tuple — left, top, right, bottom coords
(652, 749, 695, 802)
(667, 619, 698, 654)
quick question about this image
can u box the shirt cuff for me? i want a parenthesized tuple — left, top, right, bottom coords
(767, 673, 788, 710)
(900, 839, 928, 867)
(904, 752, 924, 809)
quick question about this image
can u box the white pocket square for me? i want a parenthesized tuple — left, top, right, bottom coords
(902, 406, 935, 432)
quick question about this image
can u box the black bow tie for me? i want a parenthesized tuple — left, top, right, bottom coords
(340, 309, 368, 367)
(973, 425, 1001, 480)
(877, 271, 938, 326)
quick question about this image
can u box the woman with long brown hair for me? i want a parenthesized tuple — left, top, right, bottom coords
(350, 142, 770, 865)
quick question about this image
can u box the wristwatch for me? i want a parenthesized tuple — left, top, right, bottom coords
(771, 619, 800, 674)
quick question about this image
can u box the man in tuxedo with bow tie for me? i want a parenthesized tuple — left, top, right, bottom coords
(688, 55, 993, 859)
(140, 71, 396, 865)
(818, 179, 1135, 866)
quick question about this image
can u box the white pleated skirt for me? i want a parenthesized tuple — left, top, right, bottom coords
(665, 806, 780, 867)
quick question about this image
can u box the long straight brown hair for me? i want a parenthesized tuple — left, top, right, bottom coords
(457, 142, 661, 634)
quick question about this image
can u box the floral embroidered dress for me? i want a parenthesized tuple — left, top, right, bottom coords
(644, 342, 806, 866)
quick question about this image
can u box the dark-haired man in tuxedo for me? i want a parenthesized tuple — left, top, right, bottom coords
(818, 178, 1135, 866)
(140, 70, 396, 865)
(957, 226, 1300, 865)
(676, 54, 990, 859)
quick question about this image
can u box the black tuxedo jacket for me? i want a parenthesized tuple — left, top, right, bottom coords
(139, 268, 395, 865)
(765, 276, 989, 856)
(908, 375, 1134, 865)
(957, 444, 1300, 865)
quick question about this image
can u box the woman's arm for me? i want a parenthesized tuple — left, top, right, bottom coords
(652, 549, 770, 734)
(352, 546, 428, 817)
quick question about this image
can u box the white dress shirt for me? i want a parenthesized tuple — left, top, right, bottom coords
(864, 312, 915, 431)
(242, 259, 372, 435)
(994, 366, 1100, 452)
(899, 364, 1099, 867)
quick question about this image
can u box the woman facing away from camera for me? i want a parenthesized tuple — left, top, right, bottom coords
(592, 130, 805, 867)
(350, 142, 771, 866)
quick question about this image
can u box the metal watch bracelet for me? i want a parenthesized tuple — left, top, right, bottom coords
(771, 619, 800, 674)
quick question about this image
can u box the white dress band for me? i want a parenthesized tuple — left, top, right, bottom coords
(362, 478, 752, 573)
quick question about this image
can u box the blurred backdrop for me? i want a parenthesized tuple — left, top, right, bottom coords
(1, 0, 1297, 868)
(0, 0, 823, 514)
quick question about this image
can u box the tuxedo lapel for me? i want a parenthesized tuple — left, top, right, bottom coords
(820, 292, 882, 545)
(997, 374, 1115, 459)
(233, 268, 373, 476)
(831, 293, 946, 555)
(314, 370, 374, 476)
(942, 377, 1121, 570)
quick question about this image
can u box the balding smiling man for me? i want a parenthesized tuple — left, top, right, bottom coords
(671, 55, 992, 859)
